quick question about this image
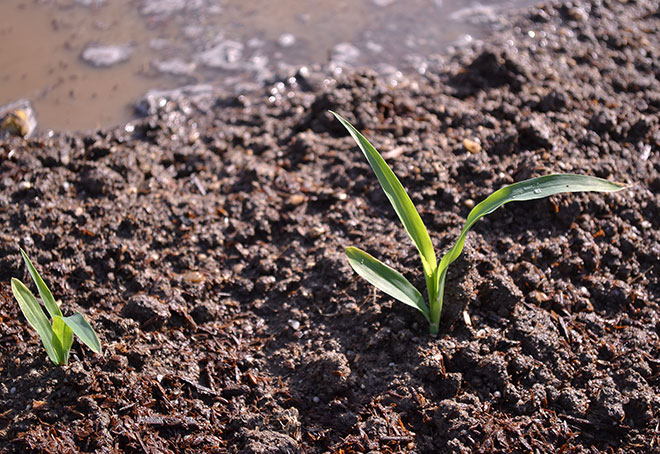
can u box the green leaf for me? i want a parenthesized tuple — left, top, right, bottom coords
(346, 247, 430, 322)
(439, 174, 627, 272)
(61, 313, 102, 354)
(20, 248, 62, 319)
(430, 174, 628, 326)
(52, 316, 73, 365)
(11, 278, 60, 364)
(332, 112, 437, 281)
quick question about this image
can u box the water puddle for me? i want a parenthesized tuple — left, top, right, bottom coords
(0, 0, 534, 132)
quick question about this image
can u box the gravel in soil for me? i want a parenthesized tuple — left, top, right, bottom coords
(1, 0, 660, 452)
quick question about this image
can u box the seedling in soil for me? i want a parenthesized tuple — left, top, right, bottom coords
(11, 249, 102, 365)
(332, 112, 627, 334)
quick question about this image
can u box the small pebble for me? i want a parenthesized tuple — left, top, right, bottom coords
(462, 138, 482, 153)
(81, 44, 133, 67)
(312, 396, 320, 403)
(188, 130, 200, 143)
(567, 6, 588, 21)
(464, 198, 475, 209)
(287, 194, 305, 206)
(277, 33, 296, 48)
(288, 319, 301, 330)
(463, 310, 472, 327)
(529, 290, 549, 303)
(154, 58, 196, 76)
(331, 43, 360, 66)
(308, 226, 326, 239)
(182, 271, 204, 283)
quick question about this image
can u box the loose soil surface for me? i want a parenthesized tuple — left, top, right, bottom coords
(1, 0, 659, 452)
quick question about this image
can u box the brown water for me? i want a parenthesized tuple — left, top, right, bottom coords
(0, 0, 534, 132)
(0, 1, 167, 131)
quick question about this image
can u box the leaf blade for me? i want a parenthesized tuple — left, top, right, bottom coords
(61, 313, 102, 354)
(332, 112, 437, 279)
(11, 278, 60, 364)
(52, 316, 73, 365)
(429, 174, 627, 328)
(465, 174, 627, 226)
(440, 174, 627, 272)
(346, 247, 430, 321)
(20, 248, 62, 319)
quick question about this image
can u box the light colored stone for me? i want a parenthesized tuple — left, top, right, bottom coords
(277, 33, 296, 48)
(154, 58, 196, 76)
(81, 44, 133, 67)
(197, 38, 244, 70)
(0, 99, 37, 138)
(463, 138, 482, 153)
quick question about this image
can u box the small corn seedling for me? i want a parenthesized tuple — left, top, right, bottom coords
(11, 249, 102, 365)
(332, 112, 627, 334)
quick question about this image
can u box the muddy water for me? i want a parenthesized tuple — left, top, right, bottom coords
(0, 0, 534, 132)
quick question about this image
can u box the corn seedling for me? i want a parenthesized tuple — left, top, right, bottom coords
(11, 249, 102, 365)
(332, 112, 627, 334)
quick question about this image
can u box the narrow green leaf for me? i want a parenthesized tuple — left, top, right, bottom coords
(52, 316, 73, 365)
(20, 248, 62, 319)
(432, 174, 628, 325)
(11, 278, 60, 364)
(439, 174, 627, 273)
(332, 112, 437, 280)
(61, 313, 102, 354)
(346, 247, 430, 321)
(465, 174, 627, 225)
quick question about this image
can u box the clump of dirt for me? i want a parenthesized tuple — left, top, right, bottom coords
(1, 0, 659, 452)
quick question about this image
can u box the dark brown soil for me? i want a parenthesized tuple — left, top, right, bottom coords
(1, 1, 659, 453)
